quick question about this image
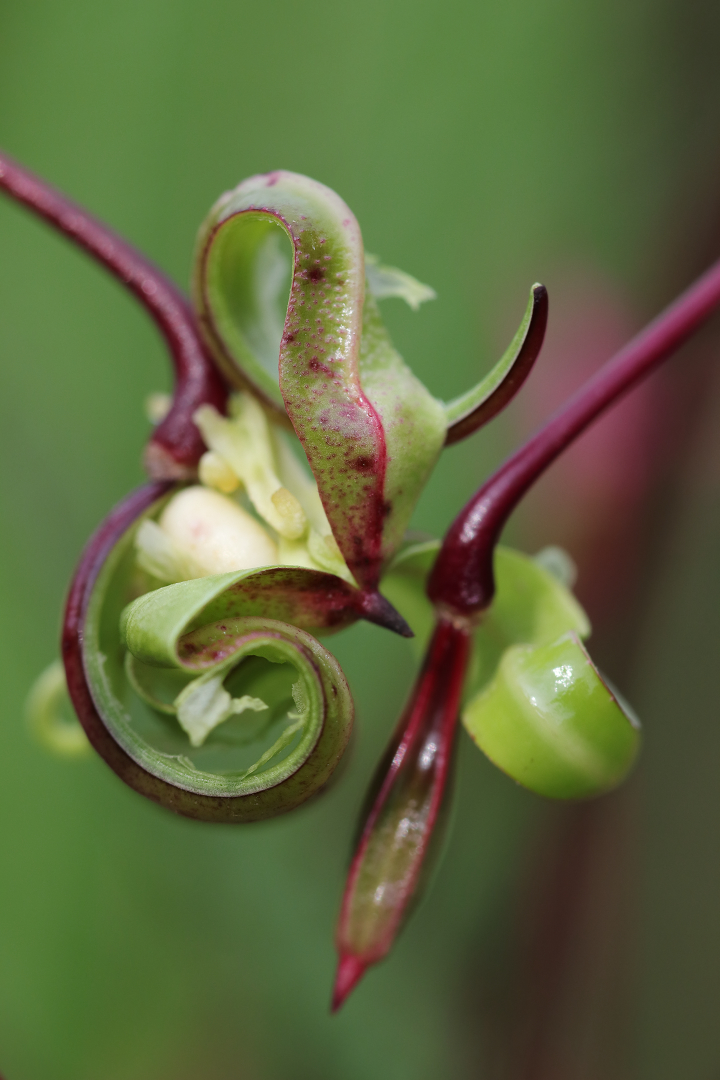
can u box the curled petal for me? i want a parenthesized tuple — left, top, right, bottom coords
(193, 171, 446, 589)
(444, 284, 548, 445)
(463, 633, 641, 798)
(465, 546, 590, 696)
(63, 486, 355, 822)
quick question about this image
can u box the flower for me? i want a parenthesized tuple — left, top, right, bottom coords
(7, 155, 658, 1010)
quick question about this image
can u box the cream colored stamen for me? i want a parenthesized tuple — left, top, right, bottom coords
(198, 450, 240, 494)
(158, 486, 278, 576)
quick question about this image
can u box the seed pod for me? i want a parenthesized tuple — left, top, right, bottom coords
(332, 617, 471, 1009)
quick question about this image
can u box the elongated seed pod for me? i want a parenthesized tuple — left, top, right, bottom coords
(332, 617, 471, 1009)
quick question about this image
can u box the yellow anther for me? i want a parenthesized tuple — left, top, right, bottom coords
(270, 486, 306, 540)
(199, 450, 240, 494)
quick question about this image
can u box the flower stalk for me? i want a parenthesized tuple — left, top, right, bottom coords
(0, 151, 227, 478)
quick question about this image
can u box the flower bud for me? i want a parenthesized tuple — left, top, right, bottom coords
(158, 486, 278, 575)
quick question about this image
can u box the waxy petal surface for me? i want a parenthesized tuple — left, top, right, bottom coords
(194, 171, 446, 590)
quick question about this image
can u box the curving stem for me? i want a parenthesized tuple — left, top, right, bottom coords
(0, 150, 227, 478)
(429, 253, 720, 617)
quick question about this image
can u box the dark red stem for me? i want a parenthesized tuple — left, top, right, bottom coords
(0, 150, 226, 477)
(429, 254, 720, 617)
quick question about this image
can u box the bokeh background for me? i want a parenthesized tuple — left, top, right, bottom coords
(2, 1, 720, 1077)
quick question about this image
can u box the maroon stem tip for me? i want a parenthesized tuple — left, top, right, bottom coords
(0, 150, 226, 477)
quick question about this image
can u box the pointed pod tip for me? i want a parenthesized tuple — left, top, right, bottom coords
(359, 590, 414, 638)
(331, 953, 367, 1013)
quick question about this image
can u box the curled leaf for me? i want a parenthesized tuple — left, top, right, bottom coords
(444, 283, 548, 444)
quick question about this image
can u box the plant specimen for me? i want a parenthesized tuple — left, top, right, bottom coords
(3, 151, 720, 1013)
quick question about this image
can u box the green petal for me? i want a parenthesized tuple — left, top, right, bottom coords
(193, 171, 446, 587)
(444, 284, 547, 444)
(82, 494, 354, 821)
(462, 633, 640, 799)
(466, 546, 590, 698)
(121, 565, 370, 665)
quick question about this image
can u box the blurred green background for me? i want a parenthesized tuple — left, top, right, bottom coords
(2, 0, 720, 1077)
